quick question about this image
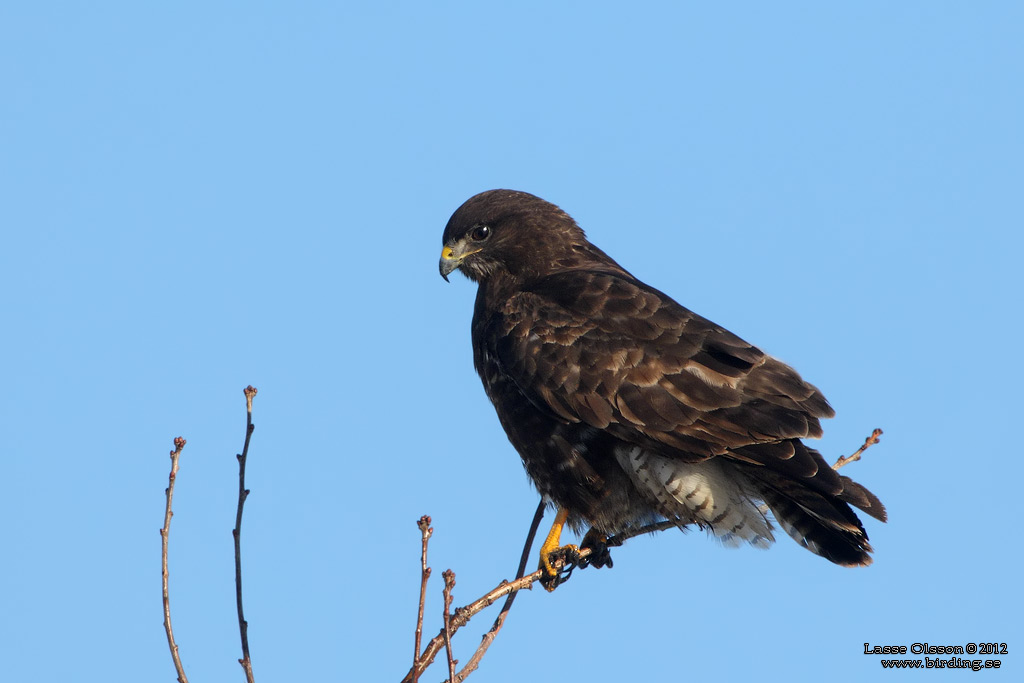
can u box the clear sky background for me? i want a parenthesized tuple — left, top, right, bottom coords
(2, 3, 1021, 681)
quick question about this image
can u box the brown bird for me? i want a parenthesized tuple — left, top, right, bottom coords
(439, 189, 886, 588)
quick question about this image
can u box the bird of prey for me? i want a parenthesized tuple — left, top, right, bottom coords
(439, 189, 886, 588)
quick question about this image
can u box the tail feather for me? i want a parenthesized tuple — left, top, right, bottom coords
(614, 438, 885, 566)
(837, 474, 888, 522)
(739, 462, 877, 567)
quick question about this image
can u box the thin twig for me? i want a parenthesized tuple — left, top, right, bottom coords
(234, 386, 258, 683)
(833, 428, 883, 470)
(161, 437, 190, 683)
(403, 565, 558, 682)
(400, 517, 672, 683)
(442, 570, 457, 683)
(412, 515, 433, 683)
(453, 500, 545, 682)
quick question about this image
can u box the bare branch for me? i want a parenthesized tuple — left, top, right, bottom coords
(412, 516, 433, 683)
(453, 500, 545, 682)
(401, 516, 675, 683)
(833, 428, 883, 470)
(442, 570, 458, 683)
(234, 386, 258, 683)
(161, 437, 190, 683)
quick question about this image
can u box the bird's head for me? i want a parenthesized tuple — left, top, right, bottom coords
(439, 189, 591, 283)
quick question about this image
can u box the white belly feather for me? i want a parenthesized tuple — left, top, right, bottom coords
(615, 445, 775, 549)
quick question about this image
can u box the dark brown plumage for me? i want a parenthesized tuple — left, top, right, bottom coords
(440, 189, 886, 571)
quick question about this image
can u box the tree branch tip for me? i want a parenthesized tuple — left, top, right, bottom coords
(162, 435, 189, 682)
(832, 427, 885, 470)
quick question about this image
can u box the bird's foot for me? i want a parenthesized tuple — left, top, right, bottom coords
(579, 528, 614, 569)
(538, 507, 575, 591)
(540, 543, 581, 591)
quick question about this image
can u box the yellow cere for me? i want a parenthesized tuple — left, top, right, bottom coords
(441, 246, 455, 260)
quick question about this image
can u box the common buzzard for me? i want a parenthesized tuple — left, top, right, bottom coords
(439, 190, 886, 587)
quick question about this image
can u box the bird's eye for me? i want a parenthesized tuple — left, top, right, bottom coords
(470, 225, 490, 241)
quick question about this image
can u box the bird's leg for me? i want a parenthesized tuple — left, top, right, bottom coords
(538, 507, 579, 591)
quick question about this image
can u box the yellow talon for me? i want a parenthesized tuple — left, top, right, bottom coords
(539, 507, 578, 591)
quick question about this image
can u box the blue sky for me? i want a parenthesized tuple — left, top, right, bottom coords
(2, 3, 1021, 681)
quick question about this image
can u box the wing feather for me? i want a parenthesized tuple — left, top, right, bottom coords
(493, 270, 833, 458)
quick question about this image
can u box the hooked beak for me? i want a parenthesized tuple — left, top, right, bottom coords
(439, 245, 459, 282)
(439, 242, 483, 282)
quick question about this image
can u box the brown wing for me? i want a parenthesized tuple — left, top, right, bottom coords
(489, 268, 886, 563)
(490, 270, 835, 461)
